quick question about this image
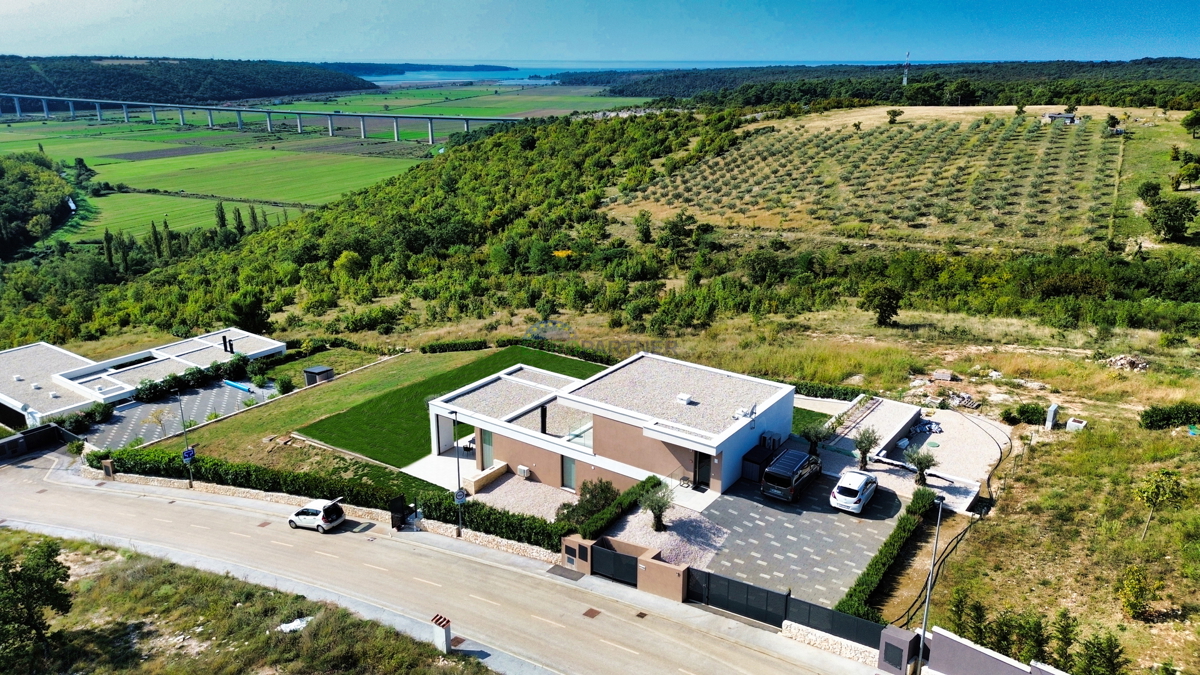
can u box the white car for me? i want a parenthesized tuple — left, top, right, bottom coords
(830, 471, 878, 514)
(288, 497, 346, 534)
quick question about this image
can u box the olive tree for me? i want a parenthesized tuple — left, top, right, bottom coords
(639, 482, 673, 532)
(1146, 195, 1199, 241)
(886, 109, 904, 125)
(1135, 469, 1186, 540)
(854, 427, 881, 471)
(1182, 109, 1200, 139)
(903, 447, 939, 486)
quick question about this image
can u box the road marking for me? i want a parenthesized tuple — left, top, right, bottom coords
(270, 541, 293, 547)
(599, 638, 639, 655)
(680, 668, 700, 675)
(313, 550, 338, 558)
(531, 615, 564, 628)
(413, 577, 442, 587)
(153, 518, 172, 523)
(190, 525, 210, 530)
(470, 594, 501, 606)
(229, 532, 251, 538)
(362, 563, 388, 572)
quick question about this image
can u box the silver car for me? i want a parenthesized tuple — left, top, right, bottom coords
(288, 497, 346, 534)
(830, 471, 877, 514)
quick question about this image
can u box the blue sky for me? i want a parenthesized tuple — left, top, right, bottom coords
(2, 0, 1197, 63)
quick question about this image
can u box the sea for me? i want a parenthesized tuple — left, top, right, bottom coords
(364, 59, 941, 86)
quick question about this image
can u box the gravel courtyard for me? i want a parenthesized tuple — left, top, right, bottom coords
(472, 472, 577, 521)
(604, 504, 729, 569)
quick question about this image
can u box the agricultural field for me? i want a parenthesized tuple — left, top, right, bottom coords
(270, 85, 650, 119)
(52, 192, 224, 242)
(610, 105, 1197, 250)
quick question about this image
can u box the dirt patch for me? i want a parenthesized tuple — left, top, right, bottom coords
(100, 145, 228, 162)
(59, 549, 123, 581)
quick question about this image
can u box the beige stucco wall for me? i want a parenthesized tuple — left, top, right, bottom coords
(637, 552, 687, 603)
(490, 432, 638, 491)
(591, 415, 693, 479)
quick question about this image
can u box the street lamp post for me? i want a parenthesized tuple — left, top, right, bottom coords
(176, 392, 194, 488)
(915, 494, 946, 675)
(451, 411, 463, 538)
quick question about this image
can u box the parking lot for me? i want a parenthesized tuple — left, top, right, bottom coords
(85, 381, 274, 449)
(701, 475, 903, 608)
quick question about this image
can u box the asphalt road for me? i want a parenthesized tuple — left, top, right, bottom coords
(0, 451, 878, 675)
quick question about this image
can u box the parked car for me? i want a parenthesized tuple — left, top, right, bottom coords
(288, 497, 346, 533)
(829, 471, 878, 514)
(761, 449, 822, 502)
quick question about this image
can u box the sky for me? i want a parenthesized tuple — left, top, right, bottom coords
(2, 0, 1198, 64)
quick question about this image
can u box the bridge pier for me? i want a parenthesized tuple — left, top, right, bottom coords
(12, 97, 21, 118)
(150, 106, 157, 124)
(206, 109, 214, 128)
(393, 118, 399, 142)
(265, 112, 272, 132)
(236, 110, 243, 130)
(69, 101, 75, 119)
(296, 113, 303, 133)
(327, 115, 334, 136)
(95, 103, 102, 121)
(122, 105, 129, 123)
(427, 119, 434, 145)
(464, 119, 470, 133)
(42, 99, 50, 119)
(178, 107, 186, 126)
(359, 116, 366, 139)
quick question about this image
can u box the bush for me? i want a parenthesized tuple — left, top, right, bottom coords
(276, 375, 296, 395)
(555, 479, 619, 527)
(1001, 402, 1046, 426)
(419, 340, 488, 354)
(780, 378, 870, 401)
(835, 486, 940, 623)
(417, 490, 572, 551)
(45, 402, 115, 434)
(251, 374, 268, 388)
(578, 476, 664, 539)
(493, 337, 618, 366)
(1140, 401, 1200, 430)
(86, 446, 401, 510)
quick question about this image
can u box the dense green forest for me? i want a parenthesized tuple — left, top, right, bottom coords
(4, 110, 1200, 348)
(0, 56, 374, 109)
(0, 152, 73, 255)
(307, 62, 515, 76)
(556, 58, 1200, 109)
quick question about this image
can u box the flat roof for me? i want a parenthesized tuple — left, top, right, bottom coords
(566, 354, 791, 435)
(445, 377, 553, 420)
(0, 343, 94, 415)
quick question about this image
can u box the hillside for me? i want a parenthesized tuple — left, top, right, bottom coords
(0, 56, 375, 107)
(309, 62, 516, 76)
(0, 151, 73, 255)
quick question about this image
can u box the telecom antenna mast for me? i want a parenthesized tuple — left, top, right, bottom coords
(903, 52, 910, 86)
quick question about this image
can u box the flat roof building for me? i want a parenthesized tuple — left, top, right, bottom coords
(0, 328, 285, 428)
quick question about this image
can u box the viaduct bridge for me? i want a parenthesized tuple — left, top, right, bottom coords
(0, 93, 520, 144)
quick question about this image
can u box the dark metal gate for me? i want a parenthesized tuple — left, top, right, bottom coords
(592, 545, 638, 586)
(687, 568, 884, 647)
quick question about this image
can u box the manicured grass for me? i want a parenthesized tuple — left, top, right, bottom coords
(0, 530, 490, 674)
(53, 192, 220, 242)
(791, 408, 832, 435)
(300, 346, 605, 468)
(265, 347, 380, 387)
(0, 135, 161, 167)
(0, 424, 13, 439)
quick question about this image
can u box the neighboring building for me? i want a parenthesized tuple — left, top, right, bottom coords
(428, 352, 795, 493)
(0, 328, 285, 428)
(1044, 112, 1078, 124)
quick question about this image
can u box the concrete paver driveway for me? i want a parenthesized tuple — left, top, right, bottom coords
(702, 476, 903, 607)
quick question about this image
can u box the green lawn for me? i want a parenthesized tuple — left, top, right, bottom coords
(792, 408, 833, 435)
(301, 346, 605, 468)
(53, 192, 221, 242)
(264, 348, 380, 387)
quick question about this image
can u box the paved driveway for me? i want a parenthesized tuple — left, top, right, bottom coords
(702, 476, 903, 608)
(85, 381, 274, 449)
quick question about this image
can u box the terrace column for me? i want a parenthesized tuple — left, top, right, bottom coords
(327, 115, 334, 136)
(95, 103, 103, 121)
(178, 107, 186, 126)
(69, 101, 76, 119)
(121, 105, 129, 123)
(236, 110, 243, 130)
(296, 113, 303, 133)
(206, 109, 214, 128)
(41, 99, 50, 119)
(427, 119, 434, 144)
(150, 106, 158, 124)
(359, 116, 366, 139)
(265, 112, 273, 132)
(12, 97, 21, 117)
(393, 118, 400, 142)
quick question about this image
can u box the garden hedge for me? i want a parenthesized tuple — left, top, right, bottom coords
(86, 447, 398, 510)
(416, 490, 574, 551)
(1140, 401, 1200, 430)
(579, 476, 664, 539)
(419, 340, 489, 354)
(44, 402, 114, 435)
(834, 487, 938, 623)
(493, 337, 619, 366)
(780, 378, 871, 402)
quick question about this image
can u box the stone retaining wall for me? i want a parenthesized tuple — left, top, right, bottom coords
(781, 620, 878, 666)
(80, 465, 559, 564)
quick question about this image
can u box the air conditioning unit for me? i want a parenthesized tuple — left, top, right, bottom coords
(31, 383, 41, 390)
(516, 465, 531, 479)
(12, 375, 21, 382)
(676, 393, 693, 405)
(49, 392, 59, 399)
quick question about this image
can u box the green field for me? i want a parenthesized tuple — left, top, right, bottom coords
(53, 192, 228, 242)
(300, 346, 605, 468)
(270, 86, 649, 119)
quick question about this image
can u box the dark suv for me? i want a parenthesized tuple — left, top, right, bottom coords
(761, 449, 822, 502)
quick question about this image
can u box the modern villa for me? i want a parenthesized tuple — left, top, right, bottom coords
(427, 352, 796, 493)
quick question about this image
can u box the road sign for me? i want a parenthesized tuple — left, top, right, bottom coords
(454, 488, 467, 505)
(182, 446, 195, 464)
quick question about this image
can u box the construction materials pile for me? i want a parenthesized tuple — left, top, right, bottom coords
(1104, 354, 1149, 372)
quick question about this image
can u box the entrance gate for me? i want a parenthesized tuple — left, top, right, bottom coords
(592, 545, 638, 586)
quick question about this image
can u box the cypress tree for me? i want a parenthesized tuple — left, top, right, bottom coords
(149, 221, 161, 259)
(118, 235, 129, 273)
(215, 201, 227, 229)
(248, 204, 259, 231)
(233, 207, 245, 236)
(102, 228, 114, 266)
(162, 222, 173, 258)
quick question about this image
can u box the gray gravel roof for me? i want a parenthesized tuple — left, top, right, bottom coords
(569, 355, 790, 435)
(446, 377, 550, 420)
(507, 367, 577, 389)
(0, 343, 94, 414)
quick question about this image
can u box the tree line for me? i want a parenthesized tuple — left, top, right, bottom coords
(0, 151, 72, 255)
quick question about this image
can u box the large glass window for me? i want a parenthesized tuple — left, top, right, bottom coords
(481, 429, 494, 467)
(561, 455, 576, 491)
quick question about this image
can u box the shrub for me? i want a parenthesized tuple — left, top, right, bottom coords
(251, 375, 268, 388)
(578, 476, 664, 539)
(419, 340, 488, 354)
(276, 375, 296, 395)
(85, 447, 399, 510)
(1140, 401, 1200, 430)
(45, 402, 115, 434)
(1002, 402, 1047, 426)
(493, 337, 618, 366)
(779, 379, 870, 401)
(555, 479, 619, 527)
(66, 440, 84, 455)
(416, 490, 572, 551)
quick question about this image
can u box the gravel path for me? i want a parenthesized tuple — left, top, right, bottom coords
(472, 473, 577, 521)
(605, 505, 729, 568)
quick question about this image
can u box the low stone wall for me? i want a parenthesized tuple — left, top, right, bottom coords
(417, 518, 559, 564)
(781, 620, 878, 666)
(80, 465, 559, 564)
